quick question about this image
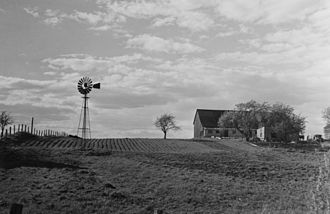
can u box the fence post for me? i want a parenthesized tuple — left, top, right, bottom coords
(31, 117, 34, 134)
(24, 125, 26, 132)
(5, 129, 7, 138)
(9, 127, 11, 135)
(13, 125, 16, 134)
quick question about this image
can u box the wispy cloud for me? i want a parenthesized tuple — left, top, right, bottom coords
(23, 0, 216, 31)
(43, 53, 162, 72)
(126, 34, 204, 54)
(24, 7, 39, 18)
(43, 17, 62, 26)
(215, 0, 323, 24)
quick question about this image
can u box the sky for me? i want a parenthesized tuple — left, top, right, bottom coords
(1, 0, 330, 138)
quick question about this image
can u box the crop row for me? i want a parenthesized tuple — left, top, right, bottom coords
(21, 138, 216, 153)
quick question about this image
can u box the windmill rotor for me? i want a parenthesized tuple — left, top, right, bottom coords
(77, 77, 93, 95)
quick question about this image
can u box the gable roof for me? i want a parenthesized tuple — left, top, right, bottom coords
(193, 109, 228, 128)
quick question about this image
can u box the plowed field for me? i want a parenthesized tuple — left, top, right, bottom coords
(20, 137, 223, 153)
(0, 135, 326, 213)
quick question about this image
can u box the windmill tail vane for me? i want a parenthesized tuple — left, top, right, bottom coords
(76, 77, 100, 139)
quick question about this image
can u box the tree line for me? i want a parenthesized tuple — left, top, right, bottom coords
(218, 100, 306, 142)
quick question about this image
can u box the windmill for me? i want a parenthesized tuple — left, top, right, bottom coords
(77, 77, 100, 139)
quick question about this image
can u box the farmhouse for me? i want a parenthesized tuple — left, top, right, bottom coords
(193, 109, 245, 138)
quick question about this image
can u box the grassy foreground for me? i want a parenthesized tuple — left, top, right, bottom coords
(0, 135, 326, 213)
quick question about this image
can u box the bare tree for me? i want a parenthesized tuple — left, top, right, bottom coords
(0, 111, 14, 138)
(154, 113, 180, 139)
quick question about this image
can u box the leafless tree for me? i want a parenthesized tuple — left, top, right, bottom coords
(0, 111, 13, 138)
(154, 113, 180, 139)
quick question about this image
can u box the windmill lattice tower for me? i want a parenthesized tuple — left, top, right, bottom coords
(77, 77, 100, 139)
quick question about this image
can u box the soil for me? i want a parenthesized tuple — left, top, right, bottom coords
(0, 135, 326, 213)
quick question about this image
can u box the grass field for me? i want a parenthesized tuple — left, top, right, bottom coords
(0, 134, 327, 213)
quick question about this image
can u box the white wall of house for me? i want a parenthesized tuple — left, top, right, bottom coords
(257, 127, 265, 141)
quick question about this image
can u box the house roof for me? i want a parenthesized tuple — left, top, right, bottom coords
(193, 109, 228, 128)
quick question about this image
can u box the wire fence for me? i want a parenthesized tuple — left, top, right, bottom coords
(1, 123, 69, 139)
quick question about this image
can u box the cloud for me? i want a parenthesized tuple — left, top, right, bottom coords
(21, 0, 328, 32)
(0, 75, 79, 113)
(43, 53, 162, 73)
(24, 7, 40, 18)
(0, 103, 74, 122)
(89, 25, 112, 31)
(104, 0, 215, 31)
(95, 92, 177, 109)
(152, 16, 176, 27)
(25, 0, 216, 31)
(68, 10, 105, 25)
(44, 17, 62, 26)
(215, 0, 323, 24)
(126, 34, 204, 53)
(176, 11, 214, 31)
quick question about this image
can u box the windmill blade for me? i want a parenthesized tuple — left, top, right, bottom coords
(93, 82, 101, 89)
(77, 77, 93, 94)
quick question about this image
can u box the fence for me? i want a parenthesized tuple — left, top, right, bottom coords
(1, 123, 68, 139)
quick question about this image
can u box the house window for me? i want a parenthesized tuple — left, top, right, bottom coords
(215, 130, 220, 134)
(207, 130, 213, 134)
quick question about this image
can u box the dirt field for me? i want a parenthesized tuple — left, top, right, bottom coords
(0, 134, 327, 213)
